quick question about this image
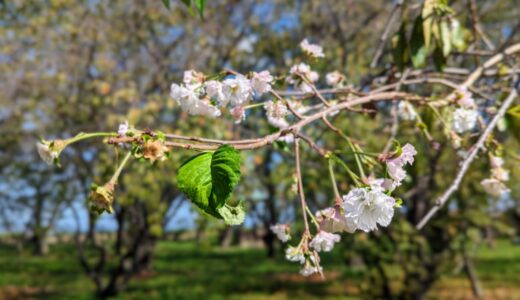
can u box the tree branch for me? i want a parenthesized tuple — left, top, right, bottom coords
(416, 80, 519, 230)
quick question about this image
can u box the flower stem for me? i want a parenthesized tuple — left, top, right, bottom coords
(67, 132, 117, 145)
(243, 102, 266, 109)
(109, 151, 132, 184)
(305, 205, 321, 230)
(345, 137, 366, 179)
(331, 154, 362, 186)
(328, 159, 341, 202)
(294, 138, 310, 235)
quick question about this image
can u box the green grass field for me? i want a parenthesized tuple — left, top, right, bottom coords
(0, 239, 519, 299)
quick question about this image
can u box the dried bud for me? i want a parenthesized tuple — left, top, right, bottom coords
(88, 182, 115, 214)
(143, 140, 168, 162)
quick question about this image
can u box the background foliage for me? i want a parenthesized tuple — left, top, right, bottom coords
(1, 0, 520, 299)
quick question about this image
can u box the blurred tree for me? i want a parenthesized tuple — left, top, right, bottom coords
(1, 0, 519, 299)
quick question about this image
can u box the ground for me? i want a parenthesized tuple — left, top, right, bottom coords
(0, 239, 519, 299)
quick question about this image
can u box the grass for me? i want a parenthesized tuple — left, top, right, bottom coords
(0, 239, 519, 299)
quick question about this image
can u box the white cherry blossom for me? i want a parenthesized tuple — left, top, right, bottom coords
(481, 178, 510, 197)
(325, 71, 344, 86)
(265, 100, 289, 128)
(309, 231, 341, 252)
(286, 63, 319, 93)
(452, 108, 478, 133)
(250, 70, 273, 95)
(36, 142, 58, 165)
(270, 224, 291, 242)
(300, 39, 325, 58)
(285, 246, 305, 263)
(183, 69, 204, 89)
(397, 101, 417, 121)
(386, 143, 417, 187)
(450, 87, 475, 108)
(222, 74, 253, 106)
(491, 167, 509, 182)
(204, 80, 226, 105)
(489, 155, 504, 168)
(230, 106, 246, 124)
(316, 206, 356, 233)
(170, 83, 221, 118)
(343, 187, 396, 232)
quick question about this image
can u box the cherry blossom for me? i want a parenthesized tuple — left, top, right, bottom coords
(270, 224, 291, 242)
(36, 142, 58, 165)
(286, 63, 319, 93)
(300, 39, 325, 58)
(205, 80, 226, 105)
(170, 83, 221, 118)
(325, 71, 344, 86)
(397, 101, 417, 121)
(222, 74, 253, 107)
(452, 108, 478, 133)
(386, 143, 417, 187)
(316, 206, 356, 233)
(343, 187, 396, 232)
(481, 178, 509, 197)
(230, 106, 246, 124)
(250, 70, 273, 95)
(450, 87, 475, 108)
(309, 231, 341, 252)
(285, 246, 305, 263)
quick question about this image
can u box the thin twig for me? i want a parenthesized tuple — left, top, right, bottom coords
(382, 68, 410, 153)
(110, 92, 420, 151)
(416, 81, 519, 230)
(294, 137, 310, 235)
(370, 0, 404, 68)
(468, 0, 495, 51)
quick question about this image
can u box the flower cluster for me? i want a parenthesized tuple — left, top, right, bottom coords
(170, 69, 273, 121)
(481, 155, 510, 197)
(385, 143, 417, 189)
(286, 63, 319, 93)
(285, 244, 322, 277)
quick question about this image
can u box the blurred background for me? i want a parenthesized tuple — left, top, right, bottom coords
(1, 0, 520, 299)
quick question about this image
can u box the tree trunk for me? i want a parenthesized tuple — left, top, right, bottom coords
(30, 232, 48, 256)
(261, 149, 277, 258)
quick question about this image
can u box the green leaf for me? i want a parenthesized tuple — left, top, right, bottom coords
(194, 0, 206, 18)
(433, 44, 446, 71)
(177, 145, 242, 221)
(392, 22, 409, 71)
(422, 0, 435, 49)
(440, 20, 451, 57)
(450, 20, 466, 51)
(410, 15, 428, 68)
(210, 144, 241, 209)
(180, 0, 195, 16)
(217, 201, 246, 225)
(162, 0, 171, 9)
(507, 105, 520, 118)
